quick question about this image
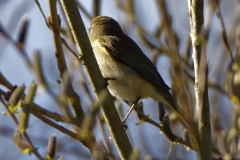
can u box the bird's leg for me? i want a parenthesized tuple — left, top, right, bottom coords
(121, 96, 141, 125)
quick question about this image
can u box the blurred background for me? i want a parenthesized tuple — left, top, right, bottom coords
(0, 0, 240, 159)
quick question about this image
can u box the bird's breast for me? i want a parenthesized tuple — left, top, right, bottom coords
(91, 39, 157, 101)
(91, 39, 127, 78)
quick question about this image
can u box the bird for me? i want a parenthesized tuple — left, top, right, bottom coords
(88, 16, 180, 123)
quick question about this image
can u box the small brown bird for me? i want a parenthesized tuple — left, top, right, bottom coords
(89, 16, 180, 122)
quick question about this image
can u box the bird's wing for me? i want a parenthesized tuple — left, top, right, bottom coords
(98, 35, 170, 91)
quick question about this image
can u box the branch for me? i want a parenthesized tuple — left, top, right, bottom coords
(188, 0, 211, 159)
(0, 72, 81, 126)
(0, 95, 43, 160)
(59, 0, 133, 159)
(48, 0, 84, 121)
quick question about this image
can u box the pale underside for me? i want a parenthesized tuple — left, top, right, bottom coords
(91, 39, 170, 105)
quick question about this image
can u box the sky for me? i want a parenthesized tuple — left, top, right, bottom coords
(0, 0, 239, 159)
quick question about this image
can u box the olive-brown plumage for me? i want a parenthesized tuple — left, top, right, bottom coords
(89, 16, 180, 113)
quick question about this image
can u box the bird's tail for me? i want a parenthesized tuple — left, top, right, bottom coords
(162, 91, 182, 113)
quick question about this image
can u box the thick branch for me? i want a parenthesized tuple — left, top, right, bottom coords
(59, 0, 133, 159)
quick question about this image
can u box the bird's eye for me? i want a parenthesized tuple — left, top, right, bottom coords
(87, 28, 91, 34)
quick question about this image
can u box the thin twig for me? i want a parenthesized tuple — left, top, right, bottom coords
(76, 1, 93, 19)
(0, 96, 44, 160)
(166, 143, 174, 160)
(31, 111, 95, 153)
(216, 1, 234, 62)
